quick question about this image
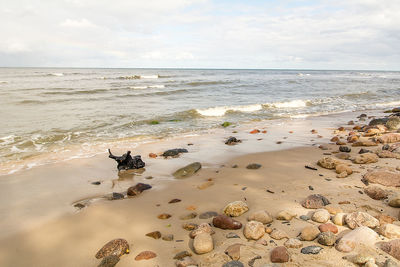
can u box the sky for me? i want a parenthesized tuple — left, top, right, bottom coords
(0, 0, 399, 70)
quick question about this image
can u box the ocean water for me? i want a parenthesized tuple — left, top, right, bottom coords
(1, 68, 399, 174)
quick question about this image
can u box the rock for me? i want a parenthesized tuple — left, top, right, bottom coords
(318, 157, 339, 169)
(213, 214, 242, 230)
(182, 223, 198, 231)
(162, 234, 174, 241)
(169, 198, 181, 203)
(223, 201, 249, 217)
(300, 226, 320, 241)
(389, 194, 400, 207)
(363, 171, 400, 187)
(106, 192, 125, 200)
(127, 183, 152, 196)
(335, 164, 353, 175)
(369, 118, 389, 126)
(193, 233, 213, 254)
(250, 129, 260, 134)
(312, 209, 331, 223)
(301, 194, 330, 209)
(379, 224, 400, 239)
(332, 213, 347, 226)
(225, 243, 242, 260)
(318, 232, 336, 246)
(353, 153, 379, 164)
(364, 186, 389, 200)
(180, 212, 197, 220)
(386, 117, 400, 130)
(148, 153, 157, 158)
(337, 171, 349, 178)
(265, 227, 273, 234)
(146, 231, 161, 239)
(248, 256, 262, 267)
(226, 232, 240, 239)
(248, 210, 273, 224)
(345, 253, 376, 265)
(378, 133, 400, 144)
(335, 153, 351, 160)
(162, 148, 188, 157)
(353, 141, 378, 147)
(335, 226, 379, 252)
(158, 213, 171, 219)
(97, 255, 120, 267)
(300, 215, 310, 221)
(225, 137, 241, 145)
(246, 163, 262, 169)
(301, 246, 323, 254)
(222, 261, 245, 267)
(173, 162, 202, 179)
(339, 146, 351, 152)
(173, 251, 192, 260)
(378, 150, 400, 159)
(331, 136, 340, 142)
(276, 210, 296, 220)
(284, 238, 303, 248)
(135, 251, 156, 260)
(95, 238, 130, 259)
(380, 239, 400, 260)
(270, 246, 289, 263)
(360, 148, 372, 154)
(189, 223, 215, 238)
(176, 256, 198, 267)
(243, 221, 265, 240)
(384, 259, 399, 267)
(199, 211, 218, 219)
(377, 214, 396, 226)
(270, 229, 289, 240)
(319, 223, 338, 234)
(345, 212, 380, 229)
(324, 204, 343, 215)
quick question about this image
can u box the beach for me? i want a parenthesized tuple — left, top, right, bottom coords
(1, 108, 400, 266)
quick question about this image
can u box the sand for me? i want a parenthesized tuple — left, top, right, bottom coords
(0, 110, 399, 266)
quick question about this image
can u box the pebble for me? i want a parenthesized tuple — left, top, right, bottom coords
(213, 214, 242, 230)
(379, 223, 400, 239)
(332, 213, 346, 226)
(197, 180, 214, 190)
(106, 192, 124, 200)
(179, 212, 197, 220)
(311, 209, 330, 223)
(175, 256, 197, 267)
(284, 238, 303, 248)
(301, 245, 323, 254)
(97, 255, 120, 267)
(135, 251, 157, 260)
(339, 146, 351, 152)
(318, 223, 338, 234)
(324, 204, 343, 215)
(162, 234, 174, 241)
(189, 223, 215, 238)
(226, 232, 240, 239)
(222, 261, 245, 267)
(173, 162, 202, 179)
(193, 233, 213, 254)
(158, 213, 172, 219)
(388, 194, 400, 208)
(127, 183, 152, 196)
(173, 251, 192, 260)
(182, 223, 198, 231)
(92, 181, 101, 185)
(270, 246, 289, 263)
(300, 215, 310, 221)
(317, 232, 336, 246)
(248, 210, 273, 224)
(95, 238, 130, 259)
(246, 163, 262, 169)
(223, 201, 249, 217)
(169, 198, 182, 204)
(243, 221, 265, 240)
(276, 210, 296, 220)
(300, 226, 320, 241)
(146, 231, 161, 239)
(225, 243, 242, 260)
(301, 194, 330, 209)
(199, 211, 218, 219)
(270, 229, 289, 240)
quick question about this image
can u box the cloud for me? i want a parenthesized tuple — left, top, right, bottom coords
(60, 18, 96, 28)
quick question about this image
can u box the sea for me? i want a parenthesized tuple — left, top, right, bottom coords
(1, 68, 399, 175)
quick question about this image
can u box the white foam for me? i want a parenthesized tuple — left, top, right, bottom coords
(49, 73, 64, 76)
(129, 85, 165, 89)
(141, 75, 159, 79)
(272, 99, 309, 108)
(149, 84, 165, 88)
(375, 101, 400, 107)
(196, 104, 263, 117)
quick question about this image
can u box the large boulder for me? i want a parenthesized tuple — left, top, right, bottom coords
(353, 153, 379, 164)
(363, 171, 400, 187)
(345, 212, 380, 229)
(386, 117, 400, 130)
(336, 226, 379, 252)
(378, 133, 400, 144)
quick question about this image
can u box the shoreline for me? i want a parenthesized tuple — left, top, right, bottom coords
(1, 108, 400, 266)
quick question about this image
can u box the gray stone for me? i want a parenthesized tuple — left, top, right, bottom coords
(301, 246, 323, 254)
(98, 255, 120, 267)
(246, 163, 262, 169)
(199, 211, 218, 219)
(222, 261, 244, 267)
(173, 162, 202, 179)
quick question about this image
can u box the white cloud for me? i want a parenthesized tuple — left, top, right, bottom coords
(60, 18, 96, 28)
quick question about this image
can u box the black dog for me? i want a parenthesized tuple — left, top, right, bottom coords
(108, 149, 145, 171)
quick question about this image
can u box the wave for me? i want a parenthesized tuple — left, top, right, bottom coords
(41, 88, 109, 95)
(118, 74, 159, 80)
(268, 99, 310, 108)
(185, 81, 232, 86)
(47, 73, 64, 77)
(375, 101, 400, 107)
(129, 85, 165, 89)
(196, 104, 263, 117)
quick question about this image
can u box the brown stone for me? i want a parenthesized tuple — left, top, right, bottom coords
(364, 186, 389, 200)
(127, 183, 152, 196)
(270, 246, 289, 263)
(225, 243, 242, 260)
(149, 153, 157, 158)
(135, 251, 156, 260)
(145, 231, 161, 239)
(380, 239, 400, 260)
(352, 141, 378, 147)
(158, 213, 171, 219)
(376, 214, 396, 226)
(378, 133, 400, 144)
(213, 214, 242, 230)
(301, 194, 330, 209)
(363, 171, 400, 187)
(318, 223, 338, 234)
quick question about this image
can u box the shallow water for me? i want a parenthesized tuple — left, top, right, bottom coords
(1, 68, 399, 173)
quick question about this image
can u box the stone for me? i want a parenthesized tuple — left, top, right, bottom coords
(364, 186, 389, 200)
(345, 212, 380, 229)
(378, 133, 400, 144)
(180, 212, 197, 220)
(318, 157, 339, 169)
(335, 226, 379, 252)
(226, 232, 240, 239)
(284, 238, 303, 248)
(386, 117, 400, 130)
(389, 194, 400, 207)
(213, 214, 242, 230)
(384, 259, 399, 267)
(318, 232, 336, 246)
(312, 209, 331, 223)
(379, 224, 400, 239)
(353, 153, 379, 164)
(377, 150, 400, 159)
(135, 251, 156, 260)
(380, 239, 400, 260)
(276, 210, 296, 220)
(106, 192, 124, 200)
(337, 171, 348, 178)
(301, 246, 323, 254)
(248, 256, 262, 267)
(162, 148, 188, 157)
(199, 211, 218, 219)
(248, 210, 273, 224)
(223, 201, 249, 217)
(225, 136, 241, 145)
(300, 226, 320, 241)
(169, 198, 181, 203)
(376, 214, 396, 226)
(173, 251, 192, 260)
(222, 261, 245, 267)
(270, 246, 289, 263)
(360, 148, 372, 154)
(189, 223, 215, 238)
(182, 223, 198, 231)
(95, 238, 130, 259)
(148, 153, 157, 158)
(97, 255, 120, 267)
(363, 171, 400, 187)
(193, 233, 213, 254)
(339, 146, 351, 152)
(335, 164, 353, 175)
(335, 153, 351, 160)
(172, 162, 202, 179)
(332, 213, 346, 226)
(345, 253, 376, 265)
(225, 243, 242, 260)
(176, 256, 197, 267)
(158, 213, 171, 219)
(319, 223, 338, 234)
(146, 231, 161, 239)
(369, 118, 389, 126)
(353, 141, 378, 147)
(324, 204, 343, 215)
(243, 221, 265, 240)
(270, 229, 289, 240)
(246, 163, 262, 169)
(331, 136, 340, 142)
(162, 234, 174, 241)
(127, 183, 152, 196)
(301, 194, 330, 209)
(300, 215, 310, 221)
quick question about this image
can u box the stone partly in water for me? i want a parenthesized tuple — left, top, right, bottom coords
(95, 238, 130, 259)
(318, 232, 336, 246)
(335, 226, 379, 253)
(246, 163, 262, 169)
(300, 226, 320, 241)
(248, 210, 273, 224)
(363, 171, 400, 187)
(379, 224, 400, 239)
(162, 148, 188, 157)
(173, 162, 202, 179)
(243, 221, 265, 240)
(213, 214, 242, 230)
(270, 246, 289, 263)
(364, 186, 389, 200)
(223, 201, 249, 217)
(127, 183, 152, 196)
(301, 194, 330, 209)
(135, 251, 157, 260)
(380, 239, 400, 261)
(345, 212, 380, 229)
(301, 246, 323, 255)
(193, 233, 213, 254)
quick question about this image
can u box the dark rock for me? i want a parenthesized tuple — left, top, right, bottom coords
(213, 214, 242, 230)
(173, 162, 202, 179)
(225, 137, 242, 145)
(74, 203, 85, 209)
(97, 255, 120, 267)
(301, 245, 323, 254)
(108, 149, 145, 171)
(383, 144, 390, 150)
(169, 198, 181, 203)
(270, 246, 289, 263)
(92, 181, 101, 185)
(232, 164, 238, 168)
(173, 251, 192, 260)
(301, 194, 330, 209)
(106, 192, 125, 200)
(145, 231, 161, 239)
(308, 186, 314, 190)
(369, 118, 389, 126)
(162, 148, 188, 157)
(199, 211, 218, 219)
(359, 148, 372, 154)
(222, 261, 244, 267)
(95, 238, 129, 259)
(127, 183, 152, 196)
(246, 163, 262, 169)
(339, 146, 351, 153)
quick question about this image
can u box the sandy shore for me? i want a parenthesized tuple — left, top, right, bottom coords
(1, 109, 400, 266)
